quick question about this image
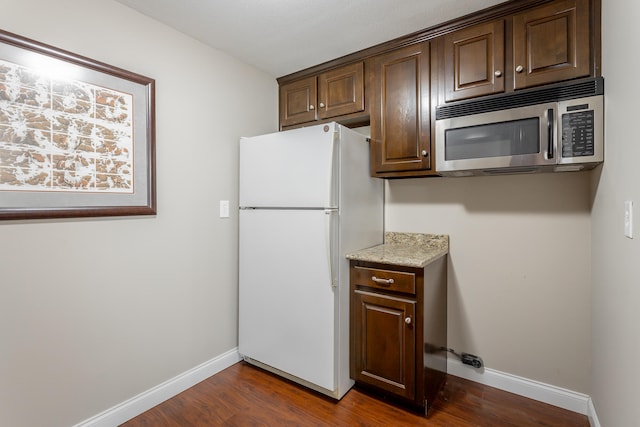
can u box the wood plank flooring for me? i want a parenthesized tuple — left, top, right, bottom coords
(121, 361, 590, 426)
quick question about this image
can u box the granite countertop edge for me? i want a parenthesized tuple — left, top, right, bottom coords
(345, 232, 449, 268)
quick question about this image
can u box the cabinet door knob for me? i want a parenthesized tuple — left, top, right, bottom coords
(515, 65, 524, 73)
(405, 316, 412, 325)
(494, 70, 502, 77)
(421, 150, 428, 157)
(319, 102, 325, 108)
(371, 276, 394, 285)
(309, 104, 315, 110)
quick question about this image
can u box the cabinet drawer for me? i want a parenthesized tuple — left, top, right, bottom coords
(352, 266, 416, 295)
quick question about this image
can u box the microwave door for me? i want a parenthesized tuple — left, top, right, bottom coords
(436, 102, 557, 174)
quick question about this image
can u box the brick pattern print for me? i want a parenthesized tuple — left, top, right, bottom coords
(0, 59, 133, 193)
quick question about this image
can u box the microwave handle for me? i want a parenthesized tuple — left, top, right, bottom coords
(547, 108, 554, 159)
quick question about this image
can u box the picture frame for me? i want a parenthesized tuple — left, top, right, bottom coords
(0, 29, 156, 220)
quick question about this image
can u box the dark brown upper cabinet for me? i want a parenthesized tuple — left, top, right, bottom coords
(279, 62, 365, 129)
(318, 62, 364, 119)
(440, 0, 592, 103)
(370, 42, 432, 177)
(279, 76, 317, 127)
(512, 0, 590, 89)
(276, 0, 600, 178)
(443, 20, 506, 102)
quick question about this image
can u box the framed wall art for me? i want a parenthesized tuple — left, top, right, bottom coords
(0, 29, 156, 220)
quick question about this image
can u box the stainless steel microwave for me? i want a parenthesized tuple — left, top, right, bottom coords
(435, 78, 604, 177)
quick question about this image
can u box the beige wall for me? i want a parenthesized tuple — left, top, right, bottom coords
(2, 0, 634, 425)
(385, 172, 592, 393)
(0, 1, 277, 427)
(591, 0, 640, 425)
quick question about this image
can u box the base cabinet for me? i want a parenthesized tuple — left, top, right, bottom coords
(350, 257, 447, 413)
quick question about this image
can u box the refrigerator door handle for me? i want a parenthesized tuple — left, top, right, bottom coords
(324, 209, 338, 288)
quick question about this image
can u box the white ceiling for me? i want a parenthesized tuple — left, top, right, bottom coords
(114, 0, 505, 77)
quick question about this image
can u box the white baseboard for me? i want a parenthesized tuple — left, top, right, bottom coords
(447, 358, 590, 415)
(73, 348, 242, 427)
(587, 397, 601, 427)
(73, 350, 602, 427)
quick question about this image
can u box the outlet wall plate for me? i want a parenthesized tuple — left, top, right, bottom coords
(220, 200, 230, 218)
(624, 200, 633, 239)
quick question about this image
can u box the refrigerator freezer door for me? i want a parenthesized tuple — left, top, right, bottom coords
(239, 208, 337, 391)
(239, 124, 338, 209)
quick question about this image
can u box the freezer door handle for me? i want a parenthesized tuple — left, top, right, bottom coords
(327, 133, 339, 208)
(325, 209, 338, 288)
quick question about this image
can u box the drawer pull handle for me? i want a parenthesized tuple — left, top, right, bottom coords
(371, 276, 394, 285)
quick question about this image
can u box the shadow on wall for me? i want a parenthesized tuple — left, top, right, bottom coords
(445, 256, 480, 356)
(386, 169, 597, 215)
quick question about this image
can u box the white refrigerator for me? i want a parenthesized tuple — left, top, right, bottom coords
(238, 122, 383, 399)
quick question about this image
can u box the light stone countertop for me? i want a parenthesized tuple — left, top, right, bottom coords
(345, 232, 449, 268)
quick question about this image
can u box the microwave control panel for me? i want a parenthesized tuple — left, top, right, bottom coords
(562, 106, 595, 158)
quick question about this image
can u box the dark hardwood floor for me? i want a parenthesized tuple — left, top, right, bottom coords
(121, 361, 590, 426)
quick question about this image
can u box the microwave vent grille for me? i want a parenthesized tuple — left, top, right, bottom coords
(482, 167, 539, 175)
(436, 77, 604, 120)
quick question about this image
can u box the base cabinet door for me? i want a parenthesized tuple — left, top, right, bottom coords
(352, 290, 416, 400)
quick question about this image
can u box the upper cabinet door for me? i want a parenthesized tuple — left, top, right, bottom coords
(279, 76, 318, 127)
(444, 20, 505, 102)
(512, 0, 590, 90)
(318, 62, 365, 120)
(371, 42, 431, 175)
